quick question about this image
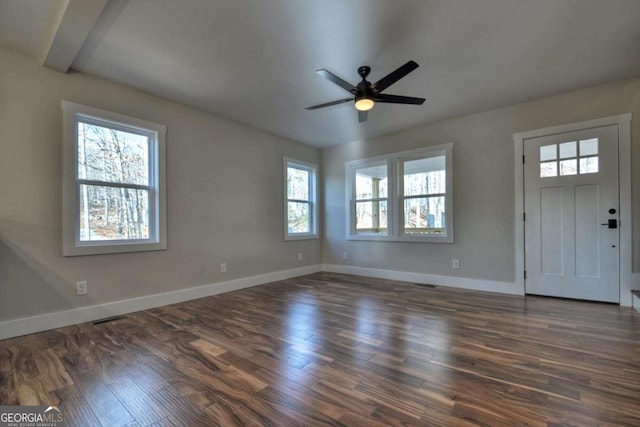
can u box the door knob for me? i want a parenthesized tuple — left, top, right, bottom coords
(601, 219, 618, 229)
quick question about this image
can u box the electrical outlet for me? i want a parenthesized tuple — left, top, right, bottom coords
(452, 259, 460, 269)
(220, 263, 227, 273)
(297, 253, 303, 261)
(76, 281, 88, 296)
(343, 251, 348, 260)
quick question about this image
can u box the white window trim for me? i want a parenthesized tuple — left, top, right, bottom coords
(284, 157, 319, 241)
(62, 101, 167, 256)
(346, 143, 454, 243)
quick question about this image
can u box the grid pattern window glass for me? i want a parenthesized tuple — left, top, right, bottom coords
(539, 138, 599, 178)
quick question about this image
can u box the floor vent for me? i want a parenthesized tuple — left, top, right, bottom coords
(415, 283, 436, 288)
(92, 316, 126, 325)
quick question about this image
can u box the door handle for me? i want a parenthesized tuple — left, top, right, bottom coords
(601, 219, 618, 229)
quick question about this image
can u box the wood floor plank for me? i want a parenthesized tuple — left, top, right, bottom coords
(2, 272, 640, 425)
(54, 384, 100, 427)
(71, 370, 136, 427)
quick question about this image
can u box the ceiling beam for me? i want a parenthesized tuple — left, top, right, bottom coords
(42, 0, 109, 73)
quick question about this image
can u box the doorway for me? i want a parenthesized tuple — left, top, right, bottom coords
(514, 114, 632, 305)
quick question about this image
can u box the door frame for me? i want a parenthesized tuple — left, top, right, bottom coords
(514, 113, 632, 306)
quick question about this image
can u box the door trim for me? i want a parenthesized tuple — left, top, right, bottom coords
(514, 113, 632, 306)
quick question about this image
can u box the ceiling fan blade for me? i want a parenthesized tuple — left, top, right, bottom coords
(372, 60, 419, 93)
(358, 110, 368, 123)
(316, 69, 356, 94)
(305, 97, 353, 110)
(375, 93, 425, 105)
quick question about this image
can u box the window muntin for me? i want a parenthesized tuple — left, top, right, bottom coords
(62, 101, 166, 256)
(346, 144, 453, 242)
(285, 159, 318, 240)
(539, 138, 599, 178)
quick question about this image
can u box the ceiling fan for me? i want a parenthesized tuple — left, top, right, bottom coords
(305, 60, 425, 123)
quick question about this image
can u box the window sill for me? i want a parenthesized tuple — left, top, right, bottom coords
(347, 234, 453, 243)
(285, 233, 319, 241)
(63, 240, 167, 256)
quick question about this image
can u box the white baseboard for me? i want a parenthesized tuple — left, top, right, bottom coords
(0, 264, 322, 340)
(322, 264, 522, 296)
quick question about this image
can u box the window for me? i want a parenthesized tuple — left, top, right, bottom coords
(354, 162, 388, 234)
(539, 138, 599, 178)
(402, 155, 447, 236)
(62, 101, 167, 256)
(346, 144, 453, 242)
(284, 158, 318, 240)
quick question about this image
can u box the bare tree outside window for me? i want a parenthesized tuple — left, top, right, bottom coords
(284, 159, 318, 239)
(77, 122, 151, 241)
(287, 166, 310, 233)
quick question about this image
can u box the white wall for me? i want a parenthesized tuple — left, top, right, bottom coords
(323, 78, 640, 290)
(0, 47, 321, 323)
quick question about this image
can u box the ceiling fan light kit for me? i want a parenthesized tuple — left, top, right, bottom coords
(355, 97, 374, 111)
(306, 60, 426, 123)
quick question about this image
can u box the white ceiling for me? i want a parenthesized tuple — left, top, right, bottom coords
(1, 0, 640, 148)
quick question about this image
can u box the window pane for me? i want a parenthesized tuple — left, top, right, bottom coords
(559, 159, 577, 176)
(288, 201, 310, 233)
(404, 196, 446, 235)
(579, 138, 598, 156)
(540, 161, 557, 178)
(78, 121, 149, 185)
(579, 156, 599, 174)
(559, 141, 576, 159)
(404, 156, 446, 196)
(355, 164, 387, 200)
(79, 185, 149, 241)
(287, 167, 309, 200)
(355, 200, 387, 233)
(540, 144, 557, 161)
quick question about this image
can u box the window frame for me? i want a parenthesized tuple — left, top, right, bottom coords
(347, 158, 392, 240)
(346, 143, 454, 243)
(62, 101, 167, 256)
(283, 158, 319, 241)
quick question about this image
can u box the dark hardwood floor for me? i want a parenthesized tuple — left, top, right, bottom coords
(1, 272, 640, 426)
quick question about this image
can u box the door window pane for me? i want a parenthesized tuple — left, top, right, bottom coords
(559, 141, 577, 159)
(540, 161, 558, 178)
(579, 138, 598, 156)
(559, 159, 577, 176)
(540, 144, 557, 161)
(579, 157, 599, 174)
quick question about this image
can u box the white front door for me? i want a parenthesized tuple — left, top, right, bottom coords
(524, 125, 619, 302)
